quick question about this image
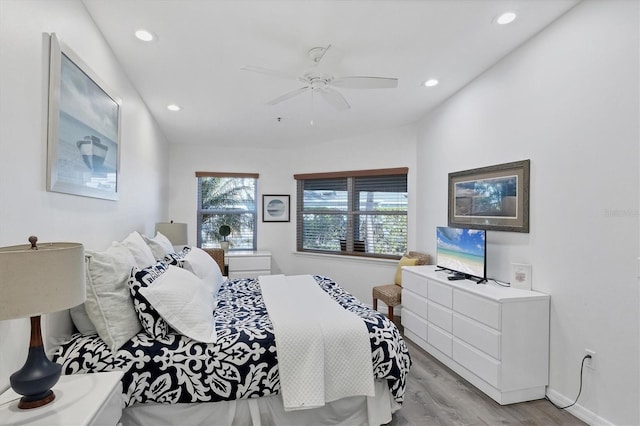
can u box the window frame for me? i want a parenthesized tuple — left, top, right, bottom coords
(294, 167, 408, 259)
(196, 171, 259, 251)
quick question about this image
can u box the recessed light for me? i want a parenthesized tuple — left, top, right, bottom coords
(167, 104, 181, 111)
(496, 12, 517, 25)
(423, 79, 439, 87)
(135, 29, 155, 42)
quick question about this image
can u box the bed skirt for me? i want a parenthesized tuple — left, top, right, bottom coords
(121, 380, 399, 426)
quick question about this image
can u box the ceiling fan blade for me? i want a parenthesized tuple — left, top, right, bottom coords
(331, 76, 398, 89)
(266, 86, 310, 105)
(319, 87, 350, 110)
(241, 65, 303, 82)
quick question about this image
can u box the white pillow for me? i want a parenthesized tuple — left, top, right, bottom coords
(120, 231, 156, 268)
(142, 232, 175, 259)
(139, 266, 217, 343)
(70, 303, 97, 335)
(182, 247, 225, 296)
(84, 244, 142, 351)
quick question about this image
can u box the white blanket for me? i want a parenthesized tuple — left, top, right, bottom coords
(259, 274, 375, 411)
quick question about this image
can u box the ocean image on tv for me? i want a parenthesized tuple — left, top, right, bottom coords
(436, 227, 485, 278)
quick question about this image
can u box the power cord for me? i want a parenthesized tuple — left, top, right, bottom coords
(490, 278, 510, 287)
(546, 354, 591, 410)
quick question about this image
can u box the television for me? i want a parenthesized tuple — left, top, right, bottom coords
(436, 226, 487, 283)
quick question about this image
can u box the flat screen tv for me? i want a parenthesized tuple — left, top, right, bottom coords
(436, 226, 487, 283)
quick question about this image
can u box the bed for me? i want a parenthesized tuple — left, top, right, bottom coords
(49, 233, 412, 426)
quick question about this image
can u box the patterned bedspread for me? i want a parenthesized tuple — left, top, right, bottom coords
(53, 276, 411, 407)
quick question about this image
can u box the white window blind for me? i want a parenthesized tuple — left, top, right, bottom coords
(295, 168, 408, 258)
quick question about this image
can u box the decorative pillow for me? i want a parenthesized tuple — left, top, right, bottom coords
(138, 265, 217, 343)
(84, 244, 142, 351)
(128, 261, 171, 339)
(163, 246, 191, 266)
(69, 303, 97, 335)
(394, 256, 419, 286)
(120, 231, 156, 268)
(181, 247, 225, 296)
(142, 232, 175, 260)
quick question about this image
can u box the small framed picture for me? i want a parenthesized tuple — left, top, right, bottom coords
(263, 194, 290, 222)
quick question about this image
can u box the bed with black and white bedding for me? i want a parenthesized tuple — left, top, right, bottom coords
(51, 232, 411, 426)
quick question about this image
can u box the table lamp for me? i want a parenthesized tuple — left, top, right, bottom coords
(0, 236, 85, 409)
(155, 221, 188, 246)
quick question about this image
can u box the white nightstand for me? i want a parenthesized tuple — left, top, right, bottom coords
(0, 371, 124, 426)
(227, 250, 272, 278)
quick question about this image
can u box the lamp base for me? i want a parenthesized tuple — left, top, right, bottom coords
(9, 316, 62, 410)
(17, 389, 56, 409)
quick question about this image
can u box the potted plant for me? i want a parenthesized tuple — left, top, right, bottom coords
(219, 224, 231, 251)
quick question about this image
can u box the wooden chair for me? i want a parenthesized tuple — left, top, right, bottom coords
(202, 248, 225, 275)
(372, 251, 429, 321)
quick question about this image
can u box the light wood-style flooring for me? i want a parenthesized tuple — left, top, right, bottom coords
(388, 325, 586, 425)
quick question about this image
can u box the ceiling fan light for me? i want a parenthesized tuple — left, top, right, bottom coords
(496, 12, 517, 25)
(424, 79, 439, 87)
(135, 29, 156, 42)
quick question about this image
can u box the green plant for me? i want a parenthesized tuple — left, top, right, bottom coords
(219, 224, 231, 241)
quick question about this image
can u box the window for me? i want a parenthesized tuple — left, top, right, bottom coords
(295, 168, 408, 258)
(196, 172, 258, 250)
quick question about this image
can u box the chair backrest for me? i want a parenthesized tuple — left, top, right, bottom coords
(394, 251, 430, 285)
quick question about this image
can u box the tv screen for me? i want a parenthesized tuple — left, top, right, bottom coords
(436, 226, 486, 281)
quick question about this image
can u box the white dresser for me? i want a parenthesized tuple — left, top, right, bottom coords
(227, 250, 271, 278)
(401, 265, 549, 405)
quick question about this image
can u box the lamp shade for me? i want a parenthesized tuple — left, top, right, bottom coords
(0, 241, 85, 320)
(155, 222, 188, 246)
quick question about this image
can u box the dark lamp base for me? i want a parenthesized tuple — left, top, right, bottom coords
(17, 389, 56, 409)
(9, 316, 62, 410)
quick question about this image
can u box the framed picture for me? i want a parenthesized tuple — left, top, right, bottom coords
(448, 160, 530, 233)
(263, 194, 290, 222)
(46, 33, 121, 200)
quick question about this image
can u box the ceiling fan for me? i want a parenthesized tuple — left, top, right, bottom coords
(241, 45, 398, 111)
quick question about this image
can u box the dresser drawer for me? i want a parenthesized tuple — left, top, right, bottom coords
(453, 339, 500, 388)
(402, 289, 427, 318)
(228, 256, 271, 271)
(402, 270, 428, 297)
(428, 323, 452, 357)
(428, 279, 453, 307)
(427, 300, 452, 332)
(453, 313, 501, 360)
(402, 309, 427, 341)
(453, 290, 500, 330)
(229, 270, 270, 279)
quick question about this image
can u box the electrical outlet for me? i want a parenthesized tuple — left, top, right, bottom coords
(585, 349, 596, 370)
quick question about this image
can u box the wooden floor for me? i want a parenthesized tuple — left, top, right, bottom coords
(387, 323, 586, 426)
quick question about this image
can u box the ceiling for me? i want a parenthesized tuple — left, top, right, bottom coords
(82, 0, 579, 149)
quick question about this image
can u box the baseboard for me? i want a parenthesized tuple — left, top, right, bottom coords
(545, 388, 614, 426)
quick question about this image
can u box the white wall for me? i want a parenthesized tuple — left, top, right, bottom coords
(0, 0, 170, 391)
(416, 1, 639, 424)
(168, 124, 418, 305)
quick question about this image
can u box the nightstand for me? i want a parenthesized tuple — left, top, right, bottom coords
(0, 371, 123, 426)
(227, 250, 272, 278)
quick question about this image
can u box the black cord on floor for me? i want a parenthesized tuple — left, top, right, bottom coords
(546, 354, 591, 410)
